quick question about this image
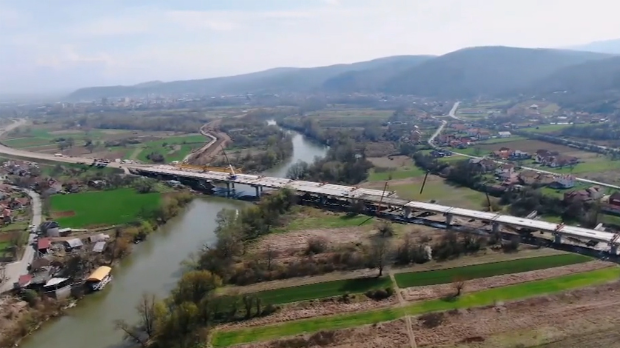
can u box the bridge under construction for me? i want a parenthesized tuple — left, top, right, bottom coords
(132, 164, 620, 254)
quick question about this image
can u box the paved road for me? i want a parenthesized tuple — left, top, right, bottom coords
(0, 189, 41, 293)
(430, 102, 620, 190)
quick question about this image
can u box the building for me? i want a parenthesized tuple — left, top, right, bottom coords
(495, 164, 515, 179)
(610, 192, 620, 207)
(497, 131, 512, 138)
(548, 174, 576, 189)
(564, 186, 603, 203)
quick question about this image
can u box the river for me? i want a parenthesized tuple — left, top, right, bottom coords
(20, 127, 327, 348)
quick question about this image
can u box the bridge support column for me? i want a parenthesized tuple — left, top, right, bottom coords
(445, 213, 453, 227)
(611, 244, 618, 255)
(554, 233, 562, 244)
(319, 195, 326, 205)
(492, 222, 501, 234)
(255, 186, 260, 198)
(403, 207, 412, 218)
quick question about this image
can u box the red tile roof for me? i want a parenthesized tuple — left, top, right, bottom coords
(37, 238, 51, 250)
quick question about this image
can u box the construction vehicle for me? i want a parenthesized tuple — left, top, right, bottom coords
(221, 149, 237, 180)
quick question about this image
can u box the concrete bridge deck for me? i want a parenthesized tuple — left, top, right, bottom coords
(137, 165, 619, 250)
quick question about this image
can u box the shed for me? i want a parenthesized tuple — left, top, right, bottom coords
(64, 238, 84, 250)
(17, 274, 32, 288)
(43, 277, 69, 289)
(92, 241, 106, 253)
(89, 233, 109, 243)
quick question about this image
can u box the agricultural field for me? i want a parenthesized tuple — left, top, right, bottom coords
(367, 156, 426, 182)
(393, 254, 591, 288)
(48, 188, 161, 228)
(386, 175, 486, 209)
(211, 267, 620, 346)
(305, 108, 393, 127)
(255, 277, 392, 305)
(2, 123, 206, 163)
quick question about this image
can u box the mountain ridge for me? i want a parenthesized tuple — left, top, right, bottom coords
(66, 46, 618, 101)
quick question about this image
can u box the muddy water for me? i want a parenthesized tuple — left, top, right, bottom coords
(21, 129, 327, 348)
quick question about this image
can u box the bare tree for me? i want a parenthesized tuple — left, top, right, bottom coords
(113, 292, 159, 347)
(452, 277, 465, 297)
(368, 237, 391, 277)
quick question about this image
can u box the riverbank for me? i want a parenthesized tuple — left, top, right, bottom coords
(0, 189, 195, 347)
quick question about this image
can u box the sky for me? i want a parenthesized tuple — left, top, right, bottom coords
(1, 0, 618, 95)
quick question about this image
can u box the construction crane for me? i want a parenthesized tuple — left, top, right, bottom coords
(221, 148, 237, 180)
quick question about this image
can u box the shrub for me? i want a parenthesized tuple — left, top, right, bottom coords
(20, 289, 38, 307)
(306, 237, 328, 255)
(261, 304, 279, 316)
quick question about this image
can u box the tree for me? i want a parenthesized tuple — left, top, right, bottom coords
(452, 277, 465, 297)
(368, 237, 391, 277)
(133, 178, 156, 194)
(172, 270, 222, 305)
(286, 160, 309, 180)
(85, 143, 95, 153)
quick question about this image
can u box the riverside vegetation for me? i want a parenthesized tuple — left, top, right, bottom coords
(0, 179, 194, 348)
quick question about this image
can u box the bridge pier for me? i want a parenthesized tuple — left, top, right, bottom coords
(403, 207, 412, 218)
(554, 233, 562, 244)
(445, 213, 453, 227)
(255, 186, 260, 198)
(492, 222, 501, 234)
(611, 244, 618, 255)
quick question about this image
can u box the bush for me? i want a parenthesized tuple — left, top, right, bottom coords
(306, 237, 328, 255)
(261, 303, 279, 316)
(20, 289, 38, 307)
(365, 289, 391, 300)
(418, 312, 445, 328)
(385, 287, 394, 297)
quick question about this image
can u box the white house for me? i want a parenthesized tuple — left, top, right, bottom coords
(497, 131, 512, 138)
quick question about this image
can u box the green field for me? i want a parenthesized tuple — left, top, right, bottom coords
(135, 134, 205, 163)
(368, 166, 425, 181)
(394, 254, 591, 288)
(49, 188, 161, 227)
(212, 267, 619, 347)
(255, 277, 393, 305)
(393, 179, 485, 209)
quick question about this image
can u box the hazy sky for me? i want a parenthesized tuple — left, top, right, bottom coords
(1, 0, 618, 94)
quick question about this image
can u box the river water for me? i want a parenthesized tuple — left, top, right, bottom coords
(20, 127, 327, 348)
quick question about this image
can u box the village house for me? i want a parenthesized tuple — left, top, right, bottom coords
(469, 158, 496, 173)
(535, 149, 579, 168)
(548, 174, 576, 189)
(492, 147, 512, 160)
(495, 163, 515, 180)
(497, 131, 512, 138)
(609, 192, 620, 208)
(564, 186, 603, 204)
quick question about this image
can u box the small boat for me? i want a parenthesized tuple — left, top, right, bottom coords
(86, 266, 113, 291)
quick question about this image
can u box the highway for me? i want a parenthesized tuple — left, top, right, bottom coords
(431, 103, 620, 190)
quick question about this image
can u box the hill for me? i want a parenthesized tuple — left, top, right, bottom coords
(527, 56, 620, 111)
(382, 46, 612, 98)
(321, 56, 434, 92)
(569, 38, 620, 55)
(66, 56, 432, 101)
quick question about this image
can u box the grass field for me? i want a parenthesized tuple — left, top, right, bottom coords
(394, 254, 591, 288)
(49, 188, 161, 227)
(134, 134, 206, 162)
(211, 267, 619, 346)
(393, 178, 485, 209)
(368, 167, 425, 181)
(255, 277, 393, 304)
(276, 212, 374, 232)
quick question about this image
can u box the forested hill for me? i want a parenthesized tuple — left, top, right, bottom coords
(67, 46, 617, 100)
(382, 46, 612, 98)
(66, 55, 434, 101)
